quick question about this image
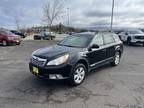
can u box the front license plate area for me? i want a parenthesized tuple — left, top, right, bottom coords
(32, 67, 39, 74)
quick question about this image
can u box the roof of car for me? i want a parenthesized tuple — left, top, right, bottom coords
(75, 31, 114, 35)
(78, 32, 96, 35)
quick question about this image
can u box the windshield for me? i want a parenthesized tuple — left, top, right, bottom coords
(58, 34, 93, 48)
(0, 30, 14, 35)
(128, 30, 143, 34)
(5, 30, 14, 35)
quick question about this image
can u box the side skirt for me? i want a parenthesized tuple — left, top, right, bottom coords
(89, 57, 114, 71)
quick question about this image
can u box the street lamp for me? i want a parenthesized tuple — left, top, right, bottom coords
(111, 0, 115, 31)
(67, 8, 70, 26)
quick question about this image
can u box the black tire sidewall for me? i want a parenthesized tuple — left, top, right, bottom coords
(69, 63, 87, 86)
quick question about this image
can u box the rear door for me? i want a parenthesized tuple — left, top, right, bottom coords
(103, 33, 116, 59)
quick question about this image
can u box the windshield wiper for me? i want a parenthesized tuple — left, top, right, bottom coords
(57, 44, 82, 48)
(63, 45, 75, 47)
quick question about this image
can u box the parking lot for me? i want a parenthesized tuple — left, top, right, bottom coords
(0, 40, 144, 108)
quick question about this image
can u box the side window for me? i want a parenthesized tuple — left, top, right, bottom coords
(103, 34, 115, 44)
(91, 34, 104, 46)
(113, 34, 120, 42)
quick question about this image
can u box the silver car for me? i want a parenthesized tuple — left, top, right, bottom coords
(118, 29, 144, 46)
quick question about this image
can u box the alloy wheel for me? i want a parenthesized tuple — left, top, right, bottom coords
(74, 66, 85, 84)
(115, 53, 120, 65)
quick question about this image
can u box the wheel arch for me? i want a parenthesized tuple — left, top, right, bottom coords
(76, 59, 89, 72)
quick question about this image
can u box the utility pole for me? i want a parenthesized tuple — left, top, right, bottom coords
(111, 0, 114, 31)
(67, 8, 70, 26)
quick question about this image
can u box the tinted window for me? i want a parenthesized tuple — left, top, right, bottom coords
(58, 34, 93, 48)
(113, 34, 120, 42)
(91, 34, 104, 46)
(103, 34, 115, 44)
(0, 30, 14, 35)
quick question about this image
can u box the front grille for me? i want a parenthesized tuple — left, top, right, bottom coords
(32, 56, 47, 66)
(135, 36, 144, 39)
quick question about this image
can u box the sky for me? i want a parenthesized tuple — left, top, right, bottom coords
(1, 0, 144, 29)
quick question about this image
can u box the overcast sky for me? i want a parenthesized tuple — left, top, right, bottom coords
(1, 0, 144, 29)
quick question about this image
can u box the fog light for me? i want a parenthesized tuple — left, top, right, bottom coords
(56, 74, 63, 79)
(49, 74, 57, 79)
(49, 74, 63, 79)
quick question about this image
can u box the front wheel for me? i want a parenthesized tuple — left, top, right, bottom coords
(127, 37, 131, 45)
(69, 64, 86, 86)
(111, 52, 121, 66)
(2, 40, 7, 46)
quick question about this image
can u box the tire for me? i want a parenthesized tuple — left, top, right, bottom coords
(111, 52, 121, 66)
(33, 37, 37, 40)
(2, 40, 7, 46)
(143, 43, 144, 47)
(127, 37, 131, 45)
(17, 42, 20, 45)
(69, 64, 87, 86)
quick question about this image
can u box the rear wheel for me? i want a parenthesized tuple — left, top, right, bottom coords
(2, 40, 7, 46)
(111, 52, 121, 66)
(69, 64, 86, 86)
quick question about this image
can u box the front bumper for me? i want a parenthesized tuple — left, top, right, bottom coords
(29, 62, 73, 80)
(7, 39, 21, 44)
(131, 39, 144, 44)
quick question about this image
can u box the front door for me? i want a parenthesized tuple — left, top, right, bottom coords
(87, 33, 106, 67)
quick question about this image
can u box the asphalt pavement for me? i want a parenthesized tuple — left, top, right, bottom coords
(0, 41, 144, 108)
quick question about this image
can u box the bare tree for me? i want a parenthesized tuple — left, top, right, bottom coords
(13, 15, 21, 31)
(42, 0, 64, 29)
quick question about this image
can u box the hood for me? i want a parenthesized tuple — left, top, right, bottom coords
(7, 34, 20, 38)
(33, 45, 83, 59)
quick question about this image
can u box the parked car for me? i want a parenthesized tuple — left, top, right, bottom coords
(69, 32, 76, 35)
(29, 32, 123, 86)
(10, 30, 26, 38)
(118, 29, 144, 46)
(34, 32, 56, 40)
(0, 30, 21, 46)
(113, 29, 124, 34)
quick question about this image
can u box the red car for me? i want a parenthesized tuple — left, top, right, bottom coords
(0, 30, 21, 46)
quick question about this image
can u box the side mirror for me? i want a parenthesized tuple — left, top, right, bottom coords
(91, 44, 99, 49)
(88, 44, 99, 51)
(125, 33, 128, 35)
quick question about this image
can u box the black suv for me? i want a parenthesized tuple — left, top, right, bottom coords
(29, 32, 123, 86)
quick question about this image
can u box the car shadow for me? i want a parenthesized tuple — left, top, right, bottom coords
(123, 43, 144, 47)
(27, 64, 112, 87)
(5, 64, 113, 104)
(0, 44, 18, 47)
(87, 63, 111, 78)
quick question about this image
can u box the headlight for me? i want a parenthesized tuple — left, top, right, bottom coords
(47, 54, 69, 66)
